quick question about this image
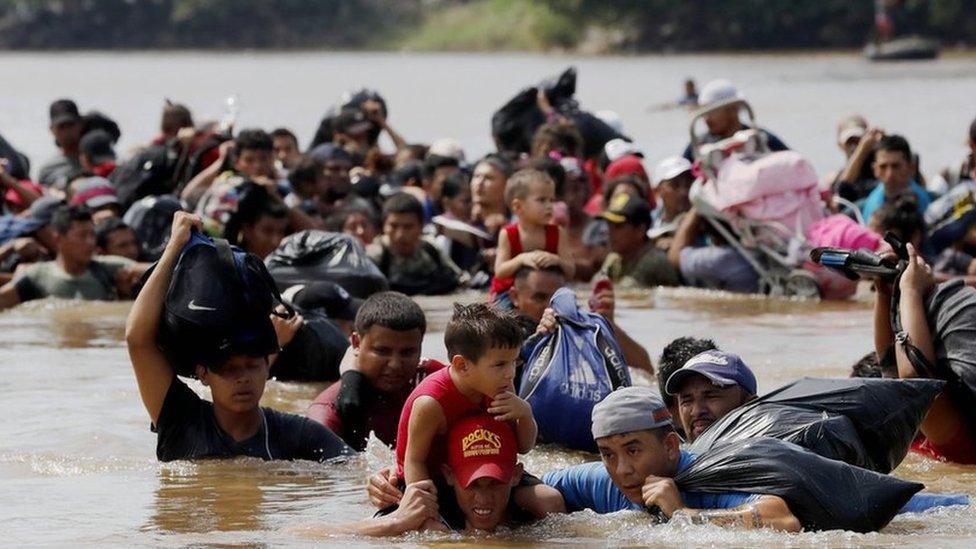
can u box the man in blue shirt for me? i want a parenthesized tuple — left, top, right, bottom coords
(860, 134, 931, 221)
(542, 387, 802, 531)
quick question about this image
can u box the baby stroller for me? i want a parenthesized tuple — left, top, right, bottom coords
(689, 99, 825, 298)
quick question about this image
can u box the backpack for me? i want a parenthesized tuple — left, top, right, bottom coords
(519, 287, 631, 451)
(110, 144, 180, 209)
(155, 231, 290, 377)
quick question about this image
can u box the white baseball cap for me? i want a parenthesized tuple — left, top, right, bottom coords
(428, 138, 466, 163)
(652, 156, 693, 187)
(698, 79, 742, 106)
(604, 138, 643, 163)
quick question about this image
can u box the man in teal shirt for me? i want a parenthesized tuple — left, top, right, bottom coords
(860, 135, 931, 221)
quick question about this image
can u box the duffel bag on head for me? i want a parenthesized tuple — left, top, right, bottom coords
(156, 230, 290, 377)
(110, 143, 180, 209)
(519, 287, 631, 451)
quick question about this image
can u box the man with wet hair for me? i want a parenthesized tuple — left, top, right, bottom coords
(126, 212, 352, 462)
(656, 337, 719, 434)
(542, 387, 802, 531)
(0, 205, 148, 309)
(38, 99, 84, 189)
(663, 350, 757, 442)
(860, 134, 931, 221)
(307, 291, 442, 451)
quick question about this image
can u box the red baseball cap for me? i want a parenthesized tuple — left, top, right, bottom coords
(604, 155, 649, 184)
(447, 415, 517, 489)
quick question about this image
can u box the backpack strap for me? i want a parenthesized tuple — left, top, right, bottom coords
(505, 224, 523, 256)
(544, 224, 559, 253)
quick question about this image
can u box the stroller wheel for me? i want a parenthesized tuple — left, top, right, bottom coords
(786, 270, 821, 299)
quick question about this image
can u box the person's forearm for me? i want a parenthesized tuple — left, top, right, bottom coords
(403, 459, 429, 485)
(515, 416, 538, 453)
(838, 145, 872, 184)
(675, 499, 800, 532)
(125, 242, 180, 346)
(383, 123, 408, 151)
(180, 158, 223, 201)
(494, 256, 525, 279)
(896, 289, 936, 377)
(668, 213, 698, 269)
(611, 322, 654, 373)
(299, 514, 408, 538)
(874, 290, 895, 365)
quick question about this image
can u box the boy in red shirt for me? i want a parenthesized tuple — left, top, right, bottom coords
(393, 302, 562, 519)
(491, 169, 575, 304)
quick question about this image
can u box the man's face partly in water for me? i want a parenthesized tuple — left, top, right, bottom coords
(596, 429, 680, 505)
(446, 467, 522, 531)
(675, 375, 750, 441)
(196, 355, 269, 414)
(353, 325, 422, 393)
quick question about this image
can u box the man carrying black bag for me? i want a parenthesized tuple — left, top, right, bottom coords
(126, 211, 352, 462)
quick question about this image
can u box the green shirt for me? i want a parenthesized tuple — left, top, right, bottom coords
(601, 242, 681, 288)
(13, 255, 135, 301)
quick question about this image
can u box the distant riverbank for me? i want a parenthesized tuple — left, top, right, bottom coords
(1, 0, 973, 53)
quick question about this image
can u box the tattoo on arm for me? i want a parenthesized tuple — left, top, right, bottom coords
(677, 504, 762, 529)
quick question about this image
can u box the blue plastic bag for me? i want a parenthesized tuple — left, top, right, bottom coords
(519, 287, 631, 451)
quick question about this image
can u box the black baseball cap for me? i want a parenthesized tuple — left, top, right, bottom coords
(334, 108, 373, 136)
(49, 99, 81, 126)
(79, 130, 116, 164)
(600, 193, 652, 225)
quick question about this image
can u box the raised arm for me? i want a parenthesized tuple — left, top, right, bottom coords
(125, 212, 201, 424)
(668, 208, 701, 270)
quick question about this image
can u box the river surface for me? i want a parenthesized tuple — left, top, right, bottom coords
(2, 51, 976, 546)
(1, 51, 975, 179)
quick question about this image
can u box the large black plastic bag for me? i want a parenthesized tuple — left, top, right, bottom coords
(519, 288, 631, 451)
(674, 438, 923, 532)
(689, 378, 944, 473)
(265, 230, 388, 298)
(270, 308, 348, 382)
(491, 67, 626, 157)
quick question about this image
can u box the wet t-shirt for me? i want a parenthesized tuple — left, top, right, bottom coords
(153, 377, 353, 462)
(13, 255, 134, 301)
(542, 451, 758, 514)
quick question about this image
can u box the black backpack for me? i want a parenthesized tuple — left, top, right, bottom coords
(154, 231, 290, 377)
(110, 144, 180, 209)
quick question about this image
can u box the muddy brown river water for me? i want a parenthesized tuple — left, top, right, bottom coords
(2, 49, 976, 546)
(2, 288, 975, 547)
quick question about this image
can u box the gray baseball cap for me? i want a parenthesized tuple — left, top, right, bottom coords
(591, 386, 673, 440)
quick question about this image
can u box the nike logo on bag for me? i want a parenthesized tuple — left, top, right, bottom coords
(188, 300, 217, 311)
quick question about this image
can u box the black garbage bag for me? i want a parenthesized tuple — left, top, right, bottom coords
(271, 307, 348, 382)
(674, 438, 923, 532)
(490, 67, 626, 158)
(688, 377, 944, 474)
(122, 194, 183, 261)
(265, 230, 388, 299)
